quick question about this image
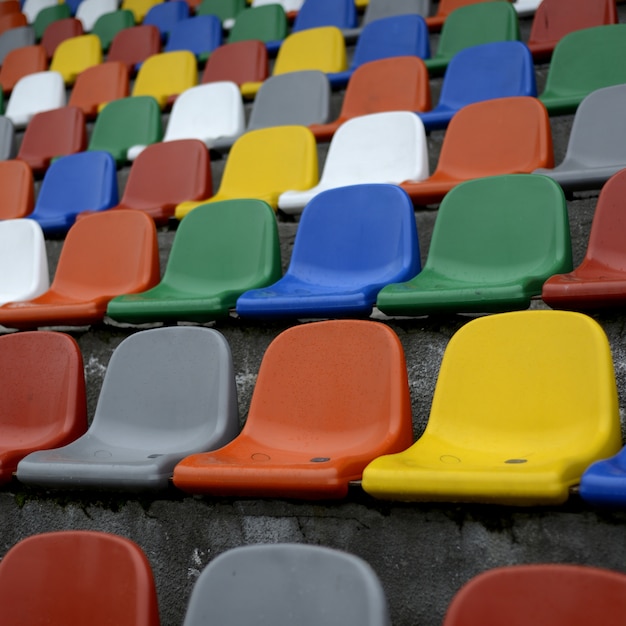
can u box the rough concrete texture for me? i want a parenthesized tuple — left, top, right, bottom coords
(3, 8, 626, 626)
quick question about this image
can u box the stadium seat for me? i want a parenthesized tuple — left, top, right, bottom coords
(64, 0, 85, 15)
(309, 56, 430, 142)
(291, 0, 357, 33)
(0, 531, 160, 626)
(0, 26, 35, 65)
(143, 0, 188, 39)
(0, 332, 85, 485)
(424, 1, 520, 75)
(443, 564, 626, 625)
(107, 24, 161, 74)
(0, 209, 159, 328)
(4, 70, 65, 129)
(542, 168, 626, 311)
(163, 14, 222, 61)
(75, 0, 118, 31)
(23, 0, 56, 23)
(0, 159, 33, 218)
(131, 50, 197, 108)
(107, 199, 281, 323)
(33, 3, 71, 40)
(49, 33, 102, 85)
(0, 0, 22, 18)
(16, 105, 86, 175)
(121, 0, 163, 23)
(182, 544, 390, 626)
(533, 85, 626, 192)
(201, 39, 268, 92)
(400, 96, 553, 206)
(196, 0, 245, 28)
(26, 150, 118, 235)
(0, 116, 16, 160)
(361, 310, 621, 505)
(343, 0, 431, 41)
(68, 61, 129, 119)
(538, 24, 626, 115)
(227, 4, 287, 55)
(239, 184, 421, 318)
(88, 95, 162, 165)
(91, 9, 135, 51)
(17, 326, 239, 491)
(0, 44, 47, 93)
(512, 0, 542, 16)
(175, 125, 318, 218)
(527, 0, 617, 62)
(0, 11, 27, 35)
(251, 0, 303, 18)
(40, 17, 83, 58)
(425, 0, 510, 31)
(173, 319, 414, 499)
(278, 111, 428, 213)
(376, 174, 572, 315)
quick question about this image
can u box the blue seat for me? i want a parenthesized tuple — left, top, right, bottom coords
(292, 0, 357, 33)
(143, 0, 189, 40)
(580, 448, 626, 507)
(328, 14, 430, 88)
(164, 15, 222, 61)
(418, 41, 536, 131)
(27, 151, 118, 236)
(236, 184, 420, 318)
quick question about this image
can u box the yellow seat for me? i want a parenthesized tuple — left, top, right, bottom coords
(241, 26, 347, 98)
(175, 125, 318, 219)
(121, 0, 162, 22)
(49, 34, 102, 86)
(362, 310, 621, 506)
(131, 50, 197, 109)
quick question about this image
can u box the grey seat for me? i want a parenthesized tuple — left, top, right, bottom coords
(0, 26, 35, 65)
(534, 84, 626, 192)
(0, 116, 16, 160)
(343, 0, 431, 41)
(182, 544, 391, 626)
(246, 70, 331, 133)
(16, 326, 239, 491)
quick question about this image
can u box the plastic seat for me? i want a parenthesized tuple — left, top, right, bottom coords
(201, 39, 268, 93)
(443, 564, 626, 625)
(309, 56, 430, 142)
(425, 0, 509, 31)
(33, 3, 71, 39)
(49, 33, 102, 85)
(527, 0, 617, 62)
(5, 70, 65, 129)
(22, 0, 56, 23)
(239, 184, 421, 318)
(513, 0, 542, 17)
(533, 85, 626, 193)
(327, 14, 430, 89)
(0, 25, 35, 65)
(0, 0, 21, 18)
(175, 125, 318, 218)
(182, 544, 390, 626)
(0, 159, 33, 218)
(131, 50, 197, 108)
(121, 0, 163, 23)
(0, 219, 48, 302)
(377, 174, 572, 315)
(196, 0, 245, 29)
(251, 0, 304, 19)
(542, 169, 626, 311)
(143, 0, 188, 39)
(173, 319, 414, 499)
(107, 199, 281, 323)
(75, 0, 118, 31)
(0, 209, 159, 328)
(92, 9, 135, 51)
(538, 24, 626, 116)
(88, 95, 162, 165)
(27, 150, 118, 235)
(0, 43, 47, 93)
(362, 309, 621, 505)
(17, 326, 239, 490)
(0, 10, 27, 35)
(247, 70, 330, 133)
(40, 16, 84, 58)
(16, 105, 86, 175)
(343, 0, 431, 41)
(400, 96, 553, 206)
(163, 14, 222, 61)
(64, 0, 86, 15)
(424, 2, 520, 75)
(68, 61, 129, 119)
(278, 112, 428, 213)
(291, 0, 357, 33)
(0, 531, 160, 625)
(107, 24, 161, 74)
(419, 41, 536, 131)
(0, 332, 85, 484)
(0, 115, 16, 160)
(227, 4, 287, 55)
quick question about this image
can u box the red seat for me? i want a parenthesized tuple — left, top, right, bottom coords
(0, 159, 34, 219)
(68, 61, 129, 119)
(0, 44, 46, 93)
(201, 39, 269, 91)
(107, 24, 161, 74)
(425, 0, 501, 31)
(40, 17, 84, 59)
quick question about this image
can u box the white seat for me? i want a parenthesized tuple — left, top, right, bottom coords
(22, 0, 58, 23)
(513, 0, 543, 17)
(277, 111, 429, 214)
(0, 219, 49, 305)
(5, 71, 66, 129)
(76, 0, 119, 31)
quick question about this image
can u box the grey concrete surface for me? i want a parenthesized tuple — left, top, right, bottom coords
(3, 6, 626, 626)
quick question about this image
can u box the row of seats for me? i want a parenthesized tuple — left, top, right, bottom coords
(1, 310, 625, 506)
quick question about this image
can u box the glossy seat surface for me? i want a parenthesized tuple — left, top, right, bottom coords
(49, 33, 102, 85)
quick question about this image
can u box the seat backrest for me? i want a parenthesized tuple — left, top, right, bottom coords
(0, 531, 160, 626)
(443, 564, 626, 626)
(107, 24, 161, 73)
(248, 70, 330, 130)
(5, 69, 66, 128)
(40, 17, 84, 58)
(164, 14, 222, 59)
(0, 115, 16, 161)
(183, 544, 390, 626)
(33, 3, 71, 39)
(227, 3, 287, 44)
(0, 158, 32, 219)
(143, 0, 188, 38)
(121, 0, 163, 23)
(68, 60, 129, 118)
(0, 0, 20, 17)
(363, 0, 430, 25)
(0, 25, 35, 65)
(201, 39, 268, 86)
(0, 11, 27, 35)
(91, 9, 135, 50)
(23, 0, 60, 23)
(0, 44, 47, 93)
(292, 0, 357, 32)
(76, 0, 119, 31)
(196, 0, 246, 25)
(49, 33, 102, 85)
(434, 96, 553, 178)
(428, 0, 508, 25)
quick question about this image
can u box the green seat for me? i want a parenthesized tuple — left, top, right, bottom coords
(424, 2, 520, 75)
(92, 9, 135, 51)
(196, 0, 246, 28)
(227, 4, 287, 51)
(376, 174, 573, 316)
(106, 199, 282, 323)
(88, 96, 163, 165)
(34, 4, 71, 41)
(538, 24, 626, 116)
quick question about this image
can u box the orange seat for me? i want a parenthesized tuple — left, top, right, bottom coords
(17, 105, 87, 175)
(0, 159, 34, 219)
(107, 24, 160, 74)
(40, 17, 83, 59)
(0, 531, 160, 626)
(309, 56, 431, 142)
(0, 44, 47, 93)
(0, 1, 21, 17)
(201, 39, 268, 90)
(400, 96, 553, 206)
(0, 331, 86, 484)
(0, 11, 27, 36)
(173, 319, 414, 499)
(68, 61, 129, 119)
(426, 0, 506, 31)
(0, 210, 160, 329)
